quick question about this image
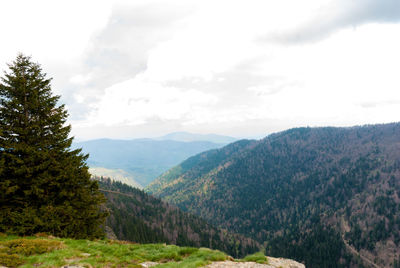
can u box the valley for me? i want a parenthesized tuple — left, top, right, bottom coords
(73, 133, 235, 187)
(98, 177, 259, 258)
(147, 123, 400, 267)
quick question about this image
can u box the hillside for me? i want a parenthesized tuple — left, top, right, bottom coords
(98, 177, 259, 258)
(147, 123, 400, 267)
(73, 138, 226, 187)
(0, 235, 305, 268)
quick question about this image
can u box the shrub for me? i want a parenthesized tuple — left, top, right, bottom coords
(0, 238, 63, 256)
(0, 252, 24, 267)
(34, 232, 50, 238)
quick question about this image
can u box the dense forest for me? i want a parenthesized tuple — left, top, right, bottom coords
(147, 123, 400, 267)
(98, 177, 259, 258)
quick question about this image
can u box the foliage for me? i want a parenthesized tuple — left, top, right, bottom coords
(266, 223, 349, 268)
(394, 256, 400, 268)
(0, 252, 24, 267)
(0, 54, 107, 238)
(148, 123, 400, 267)
(0, 238, 63, 267)
(147, 139, 255, 197)
(1, 238, 63, 255)
(99, 177, 259, 258)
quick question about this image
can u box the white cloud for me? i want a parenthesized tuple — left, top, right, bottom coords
(80, 72, 218, 127)
(253, 23, 400, 124)
(0, 0, 111, 64)
(1, 0, 399, 139)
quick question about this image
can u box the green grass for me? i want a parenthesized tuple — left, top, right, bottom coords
(0, 235, 265, 267)
(238, 251, 269, 264)
(0, 235, 229, 267)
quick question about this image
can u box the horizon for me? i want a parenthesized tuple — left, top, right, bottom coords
(72, 121, 400, 142)
(1, 0, 399, 140)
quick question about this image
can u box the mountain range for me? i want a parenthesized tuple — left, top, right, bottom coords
(155, 132, 238, 143)
(147, 123, 400, 268)
(72, 132, 236, 187)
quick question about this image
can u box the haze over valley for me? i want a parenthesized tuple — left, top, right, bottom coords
(72, 132, 236, 187)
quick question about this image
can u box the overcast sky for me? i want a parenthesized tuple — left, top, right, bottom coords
(1, 0, 399, 140)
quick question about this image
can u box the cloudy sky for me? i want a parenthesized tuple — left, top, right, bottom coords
(1, 0, 399, 140)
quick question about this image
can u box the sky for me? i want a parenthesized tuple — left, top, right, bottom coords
(0, 0, 399, 141)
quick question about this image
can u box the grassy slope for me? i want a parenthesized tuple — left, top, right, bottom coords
(0, 235, 267, 268)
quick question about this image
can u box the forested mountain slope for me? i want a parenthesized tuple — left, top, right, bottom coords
(147, 123, 400, 267)
(148, 139, 257, 196)
(98, 177, 259, 258)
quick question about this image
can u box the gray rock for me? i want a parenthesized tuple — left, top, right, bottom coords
(206, 257, 305, 268)
(141, 262, 159, 267)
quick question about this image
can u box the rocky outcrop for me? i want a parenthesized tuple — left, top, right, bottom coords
(206, 257, 305, 268)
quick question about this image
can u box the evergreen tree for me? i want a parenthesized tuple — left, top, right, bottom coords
(0, 54, 107, 238)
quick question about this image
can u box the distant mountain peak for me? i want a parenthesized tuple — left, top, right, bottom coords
(156, 131, 237, 144)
